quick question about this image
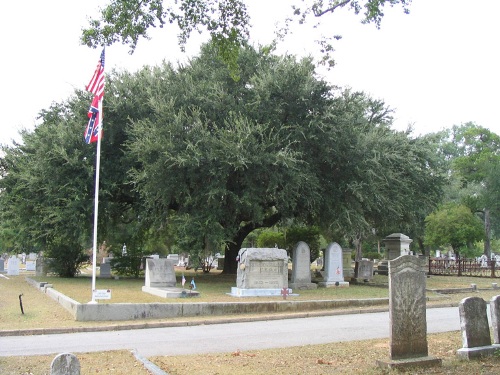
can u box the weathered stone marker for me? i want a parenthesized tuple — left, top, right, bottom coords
(50, 353, 81, 375)
(358, 259, 374, 281)
(290, 241, 317, 290)
(457, 296, 498, 359)
(230, 248, 290, 297)
(7, 256, 20, 276)
(99, 262, 112, 278)
(377, 255, 441, 369)
(144, 258, 176, 288)
(491, 295, 500, 345)
(142, 258, 199, 298)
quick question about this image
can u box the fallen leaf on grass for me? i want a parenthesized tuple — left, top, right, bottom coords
(317, 359, 334, 365)
(232, 349, 256, 357)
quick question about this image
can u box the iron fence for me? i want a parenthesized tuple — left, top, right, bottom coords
(428, 258, 500, 278)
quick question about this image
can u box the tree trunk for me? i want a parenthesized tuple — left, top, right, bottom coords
(484, 208, 491, 258)
(222, 212, 282, 274)
(223, 241, 240, 274)
(353, 234, 362, 279)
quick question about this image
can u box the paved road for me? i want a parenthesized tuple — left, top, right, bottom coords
(0, 307, 460, 357)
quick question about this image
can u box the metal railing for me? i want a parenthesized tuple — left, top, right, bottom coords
(428, 258, 500, 278)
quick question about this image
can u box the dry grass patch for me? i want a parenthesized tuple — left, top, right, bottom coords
(151, 331, 500, 375)
(0, 350, 151, 375)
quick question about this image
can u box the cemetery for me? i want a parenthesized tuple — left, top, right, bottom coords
(4, 237, 500, 374)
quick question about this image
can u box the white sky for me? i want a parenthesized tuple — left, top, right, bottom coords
(2, 0, 499, 146)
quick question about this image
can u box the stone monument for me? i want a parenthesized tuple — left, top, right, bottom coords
(318, 242, 349, 287)
(491, 295, 500, 345)
(7, 256, 20, 276)
(50, 353, 81, 375)
(457, 296, 498, 359)
(230, 248, 291, 297)
(377, 255, 441, 369)
(383, 233, 413, 260)
(142, 258, 199, 298)
(290, 241, 317, 290)
(99, 262, 112, 278)
(342, 249, 353, 280)
(358, 259, 374, 281)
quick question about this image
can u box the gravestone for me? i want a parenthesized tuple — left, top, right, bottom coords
(289, 241, 317, 290)
(342, 249, 353, 279)
(377, 255, 441, 369)
(36, 257, 47, 277)
(167, 253, 179, 264)
(230, 248, 290, 297)
(50, 353, 80, 375)
(318, 242, 349, 287)
(25, 260, 36, 271)
(144, 258, 176, 288)
(358, 259, 374, 281)
(457, 296, 497, 359)
(491, 295, 500, 345)
(383, 233, 413, 260)
(142, 258, 199, 298)
(7, 256, 20, 276)
(0, 257, 4, 273)
(99, 263, 111, 278)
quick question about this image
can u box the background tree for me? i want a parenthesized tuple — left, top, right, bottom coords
(0, 42, 444, 276)
(424, 203, 484, 259)
(446, 123, 500, 257)
(126, 43, 444, 273)
(0, 98, 94, 276)
(81, 0, 413, 76)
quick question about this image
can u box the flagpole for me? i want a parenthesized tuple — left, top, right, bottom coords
(85, 47, 105, 304)
(90, 99, 103, 304)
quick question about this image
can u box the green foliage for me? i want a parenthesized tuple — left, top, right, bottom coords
(110, 254, 143, 278)
(0, 42, 444, 276)
(424, 203, 484, 258)
(362, 251, 382, 260)
(257, 231, 285, 249)
(44, 241, 89, 278)
(81, 1, 412, 77)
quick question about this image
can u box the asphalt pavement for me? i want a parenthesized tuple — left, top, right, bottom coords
(0, 306, 460, 357)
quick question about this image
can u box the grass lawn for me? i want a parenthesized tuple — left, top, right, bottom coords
(2, 269, 500, 374)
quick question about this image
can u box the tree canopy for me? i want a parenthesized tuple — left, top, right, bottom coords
(81, 0, 413, 76)
(0, 42, 443, 275)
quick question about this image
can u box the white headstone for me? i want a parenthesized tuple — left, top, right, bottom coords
(319, 242, 349, 287)
(290, 241, 317, 290)
(7, 257, 20, 276)
(25, 260, 36, 271)
(144, 258, 176, 288)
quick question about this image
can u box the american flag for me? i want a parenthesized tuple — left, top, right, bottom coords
(84, 48, 105, 143)
(84, 95, 100, 144)
(86, 48, 105, 99)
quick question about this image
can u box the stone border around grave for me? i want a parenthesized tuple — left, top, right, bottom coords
(25, 277, 388, 322)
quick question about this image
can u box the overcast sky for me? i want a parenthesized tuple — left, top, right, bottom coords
(2, 0, 499, 146)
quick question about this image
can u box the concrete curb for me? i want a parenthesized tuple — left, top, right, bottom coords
(0, 302, 457, 337)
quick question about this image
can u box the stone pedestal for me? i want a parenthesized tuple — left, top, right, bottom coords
(383, 233, 413, 260)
